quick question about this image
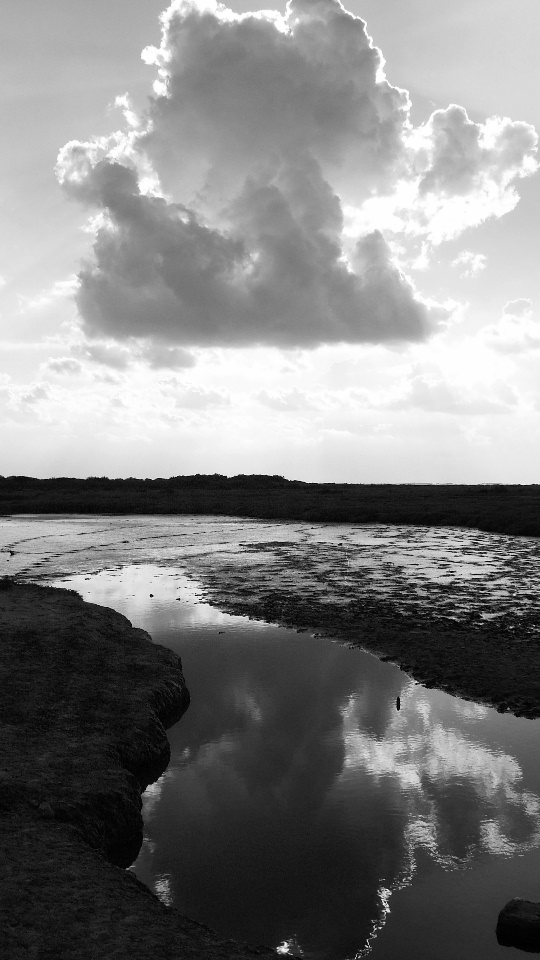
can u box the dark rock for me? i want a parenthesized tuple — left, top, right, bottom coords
(496, 898, 540, 951)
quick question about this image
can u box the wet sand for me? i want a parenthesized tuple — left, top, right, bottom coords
(184, 527, 540, 719)
(3, 514, 540, 720)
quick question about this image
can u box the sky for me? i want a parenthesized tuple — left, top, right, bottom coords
(1, 0, 539, 482)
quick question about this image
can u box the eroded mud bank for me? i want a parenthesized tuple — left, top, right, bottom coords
(0, 581, 272, 960)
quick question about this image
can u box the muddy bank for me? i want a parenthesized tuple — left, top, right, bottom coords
(0, 580, 272, 960)
(185, 536, 540, 719)
(239, 592, 540, 718)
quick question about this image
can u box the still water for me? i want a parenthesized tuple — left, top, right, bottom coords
(2, 516, 540, 958)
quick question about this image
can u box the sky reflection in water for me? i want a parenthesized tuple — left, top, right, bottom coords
(3, 517, 540, 958)
(58, 564, 540, 960)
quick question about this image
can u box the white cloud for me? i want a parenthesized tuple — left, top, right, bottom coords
(451, 250, 487, 278)
(2, 382, 55, 422)
(392, 372, 517, 415)
(57, 151, 439, 350)
(141, 343, 195, 369)
(22, 277, 78, 311)
(72, 337, 196, 370)
(18, 383, 51, 406)
(257, 387, 315, 412)
(412, 107, 536, 198)
(56, 0, 460, 351)
(44, 357, 83, 375)
(173, 385, 230, 409)
(74, 340, 132, 369)
(157, 376, 230, 410)
(55, 0, 536, 356)
(405, 107, 537, 244)
(346, 106, 537, 247)
(482, 299, 540, 353)
(138, 0, 410, 200)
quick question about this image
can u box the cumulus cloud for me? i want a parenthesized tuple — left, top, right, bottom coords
(257, 387, 315, 411)
(157, 376, 230, 409)
(412, 106, 536, 200)
(482, 299, 540, 353)
(57, 0, 537, 352)
(174, 385, 230, 409)
(393, 373, 517, 415)
(44, 357, 83, 375)
(141, 343, 195, 369)
(58, 151, 437, 349)
(321, 370, 517, 417)
(2, 382, 54, 420)
(74, 340, 133, 369)
(22, 277, 78, 312)
(18, 383, 51, 406)
(352, 106, 537, 247)
(72, 336, 196, 370)
(451, 250, 487, 278)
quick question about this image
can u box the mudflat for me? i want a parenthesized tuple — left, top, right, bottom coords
(216, 589, 540, 719)
(184, 530, 540, 719)
(0, 580, 272, 960)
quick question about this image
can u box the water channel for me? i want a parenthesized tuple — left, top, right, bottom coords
(2, 515, 540, 958)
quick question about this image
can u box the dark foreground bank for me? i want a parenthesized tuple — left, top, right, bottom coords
(2, 475, 540, 538)
(0, 580, 272, 960)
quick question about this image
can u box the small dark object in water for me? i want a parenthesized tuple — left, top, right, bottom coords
(149, 594, 154, 598)
(396, 696, 400, 711)
(496, 898, 540, 951)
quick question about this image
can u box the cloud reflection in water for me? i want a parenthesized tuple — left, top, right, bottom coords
(41, 555, 540, 960)
(337, 688, 540, 954)
(127, 587, 540, 959)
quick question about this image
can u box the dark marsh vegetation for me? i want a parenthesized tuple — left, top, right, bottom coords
(1, 474, 539, 537)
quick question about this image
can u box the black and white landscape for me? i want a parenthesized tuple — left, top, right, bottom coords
(1, 1, 539, 958)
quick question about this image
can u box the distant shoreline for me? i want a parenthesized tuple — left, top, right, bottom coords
(1, 475, 539, 538)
